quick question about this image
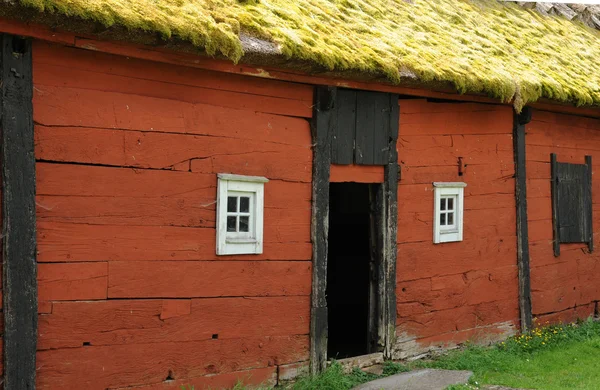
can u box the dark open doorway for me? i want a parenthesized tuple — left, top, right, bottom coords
(327, 182, 381, 359)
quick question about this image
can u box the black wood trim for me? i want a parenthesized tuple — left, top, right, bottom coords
(309, 86, 335, 374)
(550, 153, 560, 257)
(586, 155, 593, 253)
(383, 95, 399, 356)
(513, 107, 532, 332)
(1, 34, 38, 389)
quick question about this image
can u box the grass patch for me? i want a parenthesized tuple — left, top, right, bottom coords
(416, 317, 600, 389)
(290, 360, 409, 390)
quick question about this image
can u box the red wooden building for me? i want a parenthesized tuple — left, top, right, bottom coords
(0, 1, 599, 388)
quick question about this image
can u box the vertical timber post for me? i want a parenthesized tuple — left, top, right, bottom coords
(309, 86, 336, 374)
(1, 34, 38, 389)
(513, 107, 532, 332)
(382, 96, 399, 358)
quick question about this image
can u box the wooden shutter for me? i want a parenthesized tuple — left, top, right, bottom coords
(551, 154, 593, 256)
(330, 89, 398, 166)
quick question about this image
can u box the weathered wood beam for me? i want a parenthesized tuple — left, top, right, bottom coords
(513, 107, 532, 332)
(1, 33, 38, 388)
(309, 86, 336, 374)
(383, 96, 399, 357)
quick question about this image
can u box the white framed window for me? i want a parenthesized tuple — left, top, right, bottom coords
(216, 173, 268, 255)
(433, 182, 466, 244)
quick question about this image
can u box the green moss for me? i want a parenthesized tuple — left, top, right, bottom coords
(15, 0, 600, 109)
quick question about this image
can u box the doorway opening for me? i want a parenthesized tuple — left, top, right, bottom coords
(327, 182, 382, 359)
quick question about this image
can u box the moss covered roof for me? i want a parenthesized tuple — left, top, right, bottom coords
(13, 0, 600, 109)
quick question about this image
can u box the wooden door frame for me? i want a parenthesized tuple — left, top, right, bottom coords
(309, 86, 398, 374)
(1, 34, 38, 388)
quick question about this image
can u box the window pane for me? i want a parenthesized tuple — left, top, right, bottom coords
(447, 197, 454, 211)
(227, 196, 237, 212)
(240, 196, 250, 213)
(440, 198, 446, 211)
(440, 213, 446, 225)
(227, 216, 237, 232)
(448, 212, 454, 225)
(239, 216, 249, 232)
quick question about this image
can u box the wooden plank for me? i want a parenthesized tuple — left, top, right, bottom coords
(383, 95, 399, 356)
(37, 221, 311, 262)
(309, 86, 334, 373)
(36, 335, 308, 389)
(37, 163, 311, 205)
(35, 125, 313, 182)
(329, 164, 384, 183)
(372, 93, 392, 165)
(398, 134, 514, 166)
(33, 86, 311, 146)
(513, 108, 532, 332)
(331, 89, 355, 164)
(551, 153, 560, 256)
(34, 63, 313, 118)
(1, 34, 37, 389)
(38, 297, 309, 350)
(107, 261, 311, 298)
(556, 162, 585, 242)
(355, 91, 376, 165)
(36, 195, 310, 228)
(120, 366, 278, 390)
(396, 236, 517, 281)
(34, 40, 314, 102)
(586, 155, 593, 252)
(38, 262, 108, 301)
(400, 108, 513, 136)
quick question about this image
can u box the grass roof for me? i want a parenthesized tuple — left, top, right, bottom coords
(16, 0, 600, 109)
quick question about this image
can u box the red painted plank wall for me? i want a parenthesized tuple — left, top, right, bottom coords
(32, 41, 314, 389)
(526, 110, 600, 324)
(394, 99, 520, 358)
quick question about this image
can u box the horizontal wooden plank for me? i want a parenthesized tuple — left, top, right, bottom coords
(400, 100, 508, 115)
(398, 134, 514, 166)
(37, 195, 310, 228)
(396, 300, 516, 339)
(526, 144, 599, 164)
(329, 164, 384, 183)
(38, 297, 309, 350)
(397, 266, 518, 314)
(34, 65, 312, 118)
(400, 109, 512, 136)
(120, 366, 278, 390)
(36, 335, 308, 389)
(33, 41, 313, 102)
(38, 262, 107, 301)
(397, 206, 516, 243)
(37, 163, 311, 206)
(397, 185, 515, 215)
(107, 261, 311, 298)
(527, 122, 600, 151)
(396, 236, 517, 281)
(398, 162, 514, 185)
(530, 111, 600, 130)
(34, 86, 311, 146)
(37, 222, 311, 262)
(35, 126, 312, 182)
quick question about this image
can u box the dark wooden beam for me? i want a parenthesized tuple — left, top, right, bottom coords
(1, 34, 38, 389)
(586, 155, 593, 253)
(550, 153, 560, 257)
(382, 95, 399, 357)
(513, 107, 532, 332)
(309, 86, 336, 374)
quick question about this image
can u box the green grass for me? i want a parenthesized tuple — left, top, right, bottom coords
(417, 317, 600, 390)
(289, 360, 408, 390)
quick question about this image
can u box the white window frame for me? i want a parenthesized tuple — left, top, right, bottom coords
(433, 182, 467, 244)
(216, 173, 268, 255)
